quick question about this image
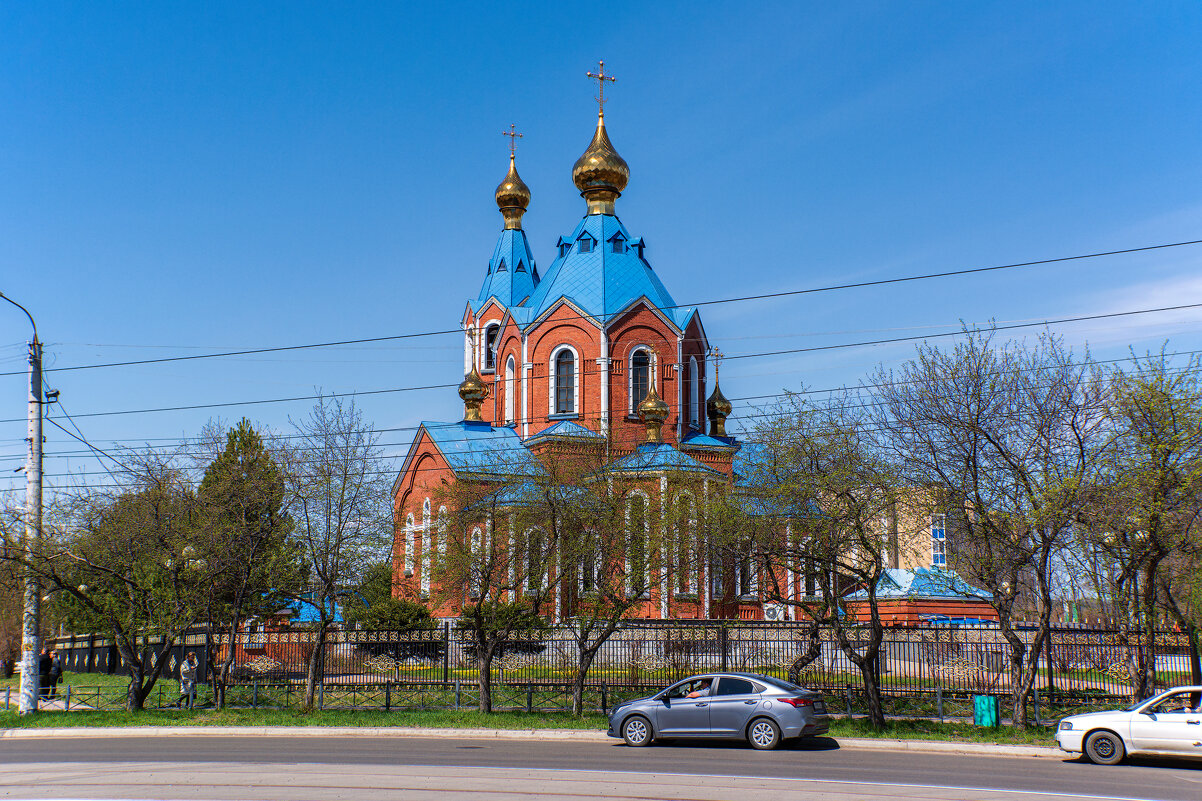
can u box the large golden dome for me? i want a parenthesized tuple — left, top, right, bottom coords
(572, 112, 629, 215)
(495, 154, 531, 230)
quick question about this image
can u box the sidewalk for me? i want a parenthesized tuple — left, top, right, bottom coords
(0, 724, 1062, 758)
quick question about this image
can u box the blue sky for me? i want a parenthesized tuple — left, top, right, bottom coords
(2, 1, 1201, 493)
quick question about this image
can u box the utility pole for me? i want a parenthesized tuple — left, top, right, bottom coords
(1, 292, 41, 714)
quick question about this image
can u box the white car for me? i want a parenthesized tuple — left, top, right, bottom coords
(1056, 685, 1202, 764)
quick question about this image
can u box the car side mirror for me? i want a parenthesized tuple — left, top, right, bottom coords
(1143, 711, 1156, 720)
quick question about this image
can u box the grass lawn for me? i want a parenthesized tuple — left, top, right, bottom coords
(0, 705, 1056, 746)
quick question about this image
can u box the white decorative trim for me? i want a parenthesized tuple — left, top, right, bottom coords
(689, 355, 700, 430)
(598, 329, 610, 435)
(504, 355, 516, 425)
(520, 336, 530, 438)
(660, 476, 669, 618)
(549, 344, 580, 416)
(627, 345, 657, 415)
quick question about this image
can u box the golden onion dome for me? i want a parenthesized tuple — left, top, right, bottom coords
(572, 112, 629, 215)
(636, 384, 670, 443)
(495, 154, 531, 230)
(459, 365, 491, 423)
(706, 382, 732, 438)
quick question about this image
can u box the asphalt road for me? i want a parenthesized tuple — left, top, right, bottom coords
(0, 735, 1199, 801)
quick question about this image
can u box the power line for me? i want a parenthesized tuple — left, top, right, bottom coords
(4, 236, 1200, 378)
(3, 298, 1198, 425)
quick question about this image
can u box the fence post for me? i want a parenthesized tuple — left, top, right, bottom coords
(65, 685, 71, 712)
(6, 686, 10, 709)
(1033, 688, 1041, 727)
(845, 684, 853, 718)
(318, 682, 324, 710)
(936, 686, 943, 724)
(252, 681, 258, 709)
(454, 679, 461, 710)
(385, 681, 391, 712)
(719, 626, 729, 673)
(601, 682, 608, 716)
(443, 622, 451, 684)
(526, 684, 534, 713)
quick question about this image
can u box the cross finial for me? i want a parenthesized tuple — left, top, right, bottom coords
(709, 347, 724, 381)
(586, 60, 617, 115)
(502, 124, 522, 158)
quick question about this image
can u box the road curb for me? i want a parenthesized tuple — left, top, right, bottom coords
(0, 725, 1062, 756)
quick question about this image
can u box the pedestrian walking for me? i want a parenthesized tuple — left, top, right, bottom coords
(178, 652, 198, 710)
(48, 650, 63, 699)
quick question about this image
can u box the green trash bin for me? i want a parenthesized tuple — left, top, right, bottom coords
(973, 694, 999, 728)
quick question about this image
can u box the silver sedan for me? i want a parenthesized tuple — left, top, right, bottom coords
(606, 672, 830, 750)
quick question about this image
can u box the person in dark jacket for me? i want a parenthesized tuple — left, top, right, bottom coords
(38, 648, 52, 699)
(48, 650, 63, 699)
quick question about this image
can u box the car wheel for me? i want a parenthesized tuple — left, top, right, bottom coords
(622, 715, 653, 747)
(748, 717, 781, 750)
(1084, 730, 1125, 765)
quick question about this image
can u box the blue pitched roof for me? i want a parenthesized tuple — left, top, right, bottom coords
(474, 228, 538, 311)
(680, 431, 739, 451)
(522, 214, 695, 329)
(849, 568, 993, 600)
(524, 420, 607, 445)
(605, 442, 722, 477)
(286, 596, 343, 624)
(731, 441, 768, 486)
(418, 421, 545, 479)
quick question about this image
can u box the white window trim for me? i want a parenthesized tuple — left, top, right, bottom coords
(421, 499, 432, 597)
(625, 490, 652, 597)
(578, 529, 602, 595)
(931, 513, 947, 568)
(627, 346, 657, 415)
(504, 355, 516, 424)
(549, 344, 580, 416)
(403, 513, 415, 573)
(688, 356, 699, 428)
(481, 323, 500, 373)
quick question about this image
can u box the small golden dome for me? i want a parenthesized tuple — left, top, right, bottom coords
(572, 112, 629, 216)
(706, 382, 732, 438)
(459, 366, 491, 422)
(637, 384, 670, 443)
(495, 154, 531, 230)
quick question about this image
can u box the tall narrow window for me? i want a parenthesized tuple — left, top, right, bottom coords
(421, 500, 432, 597)
(627, 494, 649, 597)
(526, 528, 545, 594)
(504, 355, 516, 424)
(554, 349, 575, 414)
(404, 513, 415, 574)
(931, 514, 946, 568)
(674, 495, 697, 594)
(737, 556, 754, 598)
(580, 530, 601, 594)
(468, 527, 483, 599)
(630, 349, 651, 412)
(689, 356, 700, 428)
(483, 324, 499, 371)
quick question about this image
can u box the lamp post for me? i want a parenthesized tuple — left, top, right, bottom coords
(1, 291, 42, 714)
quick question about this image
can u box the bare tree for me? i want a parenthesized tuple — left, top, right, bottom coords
(871, 331, 1105, 726)
(280, 395, 393, 709)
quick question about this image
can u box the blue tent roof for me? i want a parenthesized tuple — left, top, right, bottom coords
(849, 568, 993, 600)
(286, 596, 343, 624)
(605, 442, 723, 477)
(474, 228, 538, 311)
(680, 431, 739, 451)
(524, 419, 607, 445)
(417, 421, 545, 479)
(521, 214, 695, 330)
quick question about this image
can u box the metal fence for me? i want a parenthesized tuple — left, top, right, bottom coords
(50, 622, 1197, 711)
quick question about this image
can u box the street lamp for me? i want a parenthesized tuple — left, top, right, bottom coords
(0, 290, 43, 714)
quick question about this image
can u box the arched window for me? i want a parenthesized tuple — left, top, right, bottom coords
(404, 513, 415, 573)
(504, 355, 516, 425)
(421, 499, 432, 597)
(579, 529, 602, 595)
(626, 492, 650, 597)
(689, 356, 700, 428)
(551, 346, 577, 415)
(674, 494, 697, 594)
(468, 527, 483, 599)
(525, 528, 546, 593)
(437, 506, 448, 570)
(629, 348, 653, 413)
(483, 323, 500, 371)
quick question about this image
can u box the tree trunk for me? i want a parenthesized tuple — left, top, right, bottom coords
(572, 647, 599, 717)
(477, 639, 495, 714)
(303, 624, 328, 710)
(1136, 558, 1162, 699)
(859, 653, 885, 727)
(1189, 626, 1202, 686)
(787, 622, 823, 686)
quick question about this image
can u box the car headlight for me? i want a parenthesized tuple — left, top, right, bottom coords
(1058, 721, 1073, 731)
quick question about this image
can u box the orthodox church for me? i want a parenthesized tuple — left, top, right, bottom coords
(392, 79, 765, 621)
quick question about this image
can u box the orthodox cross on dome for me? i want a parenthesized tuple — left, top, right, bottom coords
(586, 60, 617, 115)
(709, 347, 724, 381)
(502, 124, 522, 158)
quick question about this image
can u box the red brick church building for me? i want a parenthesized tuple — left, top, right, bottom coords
(390, 87, 770, 621)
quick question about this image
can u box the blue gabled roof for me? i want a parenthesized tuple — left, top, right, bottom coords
(474, 228, 538, 311)
(848, 568, 993, 601)
(605, 442, 723, 477)
(521, 215, 695, 329)
(680, 431, 739, 451)
(731, 441, 769, 486)
(524, 420, 606, 445)
(286, 595, 343, 624)
(419, 421, 545, 479)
